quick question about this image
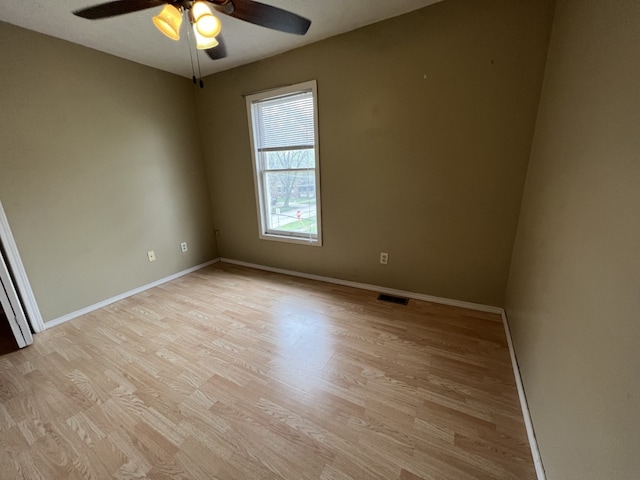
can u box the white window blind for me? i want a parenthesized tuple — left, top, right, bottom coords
(254, 91, 315, 151)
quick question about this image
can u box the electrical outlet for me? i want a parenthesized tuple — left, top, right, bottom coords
(147, 250, 156, 262)
(180, 242, 188, 253)
(380, 252, 389, 265)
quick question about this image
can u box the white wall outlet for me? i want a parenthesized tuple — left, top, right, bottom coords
(380, 252, 389, 264)
(180, 242, 188, 253)
(147, 250, 156, 262)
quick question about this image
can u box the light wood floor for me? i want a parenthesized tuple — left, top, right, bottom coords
(0, 263, 535, 479)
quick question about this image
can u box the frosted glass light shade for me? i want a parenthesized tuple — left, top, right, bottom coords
(193, 24, 219, 49)
(197, 15, 221, 37)
(153, 5, 182, 40)
(191, 1, 221, 37)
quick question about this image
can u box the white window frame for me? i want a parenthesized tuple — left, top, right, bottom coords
(246, 80, 322, 246)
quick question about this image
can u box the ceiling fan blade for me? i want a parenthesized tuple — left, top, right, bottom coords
(73, 0, 167, 20)
(227, 0, 311, 35)
(205, 35, 227, 60)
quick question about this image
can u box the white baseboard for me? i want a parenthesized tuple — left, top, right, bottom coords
(501, 310, 546, 480)
(220, 258, 503, 315)
(45, 259, 220, 329)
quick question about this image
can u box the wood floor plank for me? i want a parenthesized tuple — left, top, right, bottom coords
(0, 262, 535, 479)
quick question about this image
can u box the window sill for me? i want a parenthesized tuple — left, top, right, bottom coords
(259, 232, 322, 247)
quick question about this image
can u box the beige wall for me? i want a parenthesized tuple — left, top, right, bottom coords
(505, 1, 640, 478)
(0, 22, 217, 322)
(197, 0, 555, 306)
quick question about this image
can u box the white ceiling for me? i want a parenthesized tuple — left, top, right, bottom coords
(0, 0, 442, 78)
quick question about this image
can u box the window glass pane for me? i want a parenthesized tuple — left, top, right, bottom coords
(264, 170, 317, 236)
(263, 149, 315, 170)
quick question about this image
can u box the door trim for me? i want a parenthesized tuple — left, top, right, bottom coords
(0, 253, 32, 347)
(0, 200, 45, 333)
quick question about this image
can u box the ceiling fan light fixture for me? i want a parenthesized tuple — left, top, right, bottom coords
(191, 1, 221, 38)
(152, 4, 182, 41)
(193, 24, 219, 50)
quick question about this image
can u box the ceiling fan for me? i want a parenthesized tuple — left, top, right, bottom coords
(73, 0, 312, 62)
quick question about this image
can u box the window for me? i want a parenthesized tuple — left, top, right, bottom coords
(246, 80, 322, 246)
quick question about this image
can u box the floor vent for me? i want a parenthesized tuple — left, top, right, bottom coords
(377, 293, 409, 305)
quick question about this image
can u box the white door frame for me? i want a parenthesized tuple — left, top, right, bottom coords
(0, 199, 45, 334)
(0, 253, 32, 347)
